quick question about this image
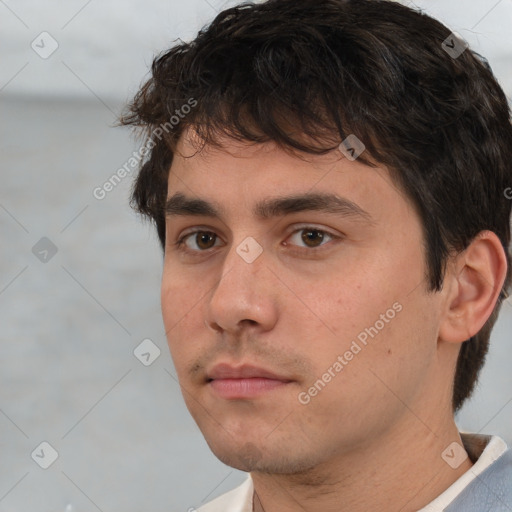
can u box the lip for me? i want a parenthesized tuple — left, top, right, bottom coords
(207, 363, 291, 381)
(206, 363, 293, 399)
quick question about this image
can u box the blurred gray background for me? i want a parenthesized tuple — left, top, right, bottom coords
(1, 0, 511, 511)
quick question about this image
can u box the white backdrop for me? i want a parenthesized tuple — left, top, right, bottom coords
(0, 0, 511, 101)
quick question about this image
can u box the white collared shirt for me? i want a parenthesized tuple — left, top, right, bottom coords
(196, 432, 509, 512)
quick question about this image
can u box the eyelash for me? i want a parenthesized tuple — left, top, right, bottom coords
(173, 226, 340, 256)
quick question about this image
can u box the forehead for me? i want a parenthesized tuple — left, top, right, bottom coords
(166, 129, 413, 225)
(171, 128, 379, 184)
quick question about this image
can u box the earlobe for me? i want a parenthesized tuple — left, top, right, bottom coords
(438, 230, 508, 344)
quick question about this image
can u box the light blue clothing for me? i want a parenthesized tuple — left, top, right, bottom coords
(446, 446, 512, 511)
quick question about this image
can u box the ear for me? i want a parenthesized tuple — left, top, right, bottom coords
(439, 230, 508, 344)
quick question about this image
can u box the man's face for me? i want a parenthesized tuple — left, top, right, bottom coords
(161, 132, 447, 474)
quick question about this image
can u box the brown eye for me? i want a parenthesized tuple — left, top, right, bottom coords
(286, 227, 335, 249)
(195, 231, 217, 250)
(301, 229, 325, 248)
(175, 230, 221, 253)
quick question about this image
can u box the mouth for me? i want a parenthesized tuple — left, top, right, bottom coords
(206, 363, 294, 399)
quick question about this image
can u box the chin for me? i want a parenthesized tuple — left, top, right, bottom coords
(213, 442, 265, 472)
(207, 438, 318, 475)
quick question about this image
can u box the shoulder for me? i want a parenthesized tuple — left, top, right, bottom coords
(446, 441, 512, 511)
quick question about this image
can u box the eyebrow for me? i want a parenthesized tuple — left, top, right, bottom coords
(164, 191, 374, 223)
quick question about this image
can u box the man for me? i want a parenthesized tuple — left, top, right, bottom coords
(120, 0, 512, 510)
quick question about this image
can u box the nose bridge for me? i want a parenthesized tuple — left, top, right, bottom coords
(214, 234, 266, 299)
(206, 233, 274, 332)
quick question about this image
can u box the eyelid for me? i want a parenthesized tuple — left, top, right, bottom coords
(174, 223, 342, 254)
(285, 223, 340, 238)
(176, 223, 340, 240)
(283, 224, 340, 252)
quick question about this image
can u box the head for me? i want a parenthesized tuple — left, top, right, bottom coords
(121, 0, 512, 473)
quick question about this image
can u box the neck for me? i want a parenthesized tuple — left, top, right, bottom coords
(251, 413, 473, 512)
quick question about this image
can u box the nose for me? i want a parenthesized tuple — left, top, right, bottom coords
(204, 237, 279, 336)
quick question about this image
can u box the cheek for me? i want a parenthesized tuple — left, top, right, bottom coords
(160, 269, 204, 365)
(295, 299, 438, 445)
(161, 262, 203, 321)
(290, 260, 398, 347)
(290, 255, 435, 389)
